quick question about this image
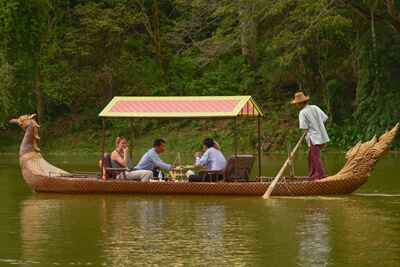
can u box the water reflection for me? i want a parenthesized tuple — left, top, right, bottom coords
(100, 197, 229, 266)
(331, 196, 400, 266)
(296, 202, 331, 266)
(14, 161, 399, 266)
(194, 205, 226, 255)
(20, 195, 62, 264)
(101, 198, 175, 266)
(19, 194, 234, 265)
(286, 195, 400, 266)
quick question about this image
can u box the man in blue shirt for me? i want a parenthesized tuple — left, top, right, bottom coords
(134, 139, 173, 177)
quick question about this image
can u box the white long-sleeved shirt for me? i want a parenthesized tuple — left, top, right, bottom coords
(196, 147, 227, 170)
(299, 104, 330, 147)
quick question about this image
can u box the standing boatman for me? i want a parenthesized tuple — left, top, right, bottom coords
(291, 92, 330, 181)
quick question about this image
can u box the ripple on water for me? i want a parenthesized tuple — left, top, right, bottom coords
(354, 193, 400, 197)
(276, 196, 345, 200)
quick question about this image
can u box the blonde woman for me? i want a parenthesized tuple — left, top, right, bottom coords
(110, 137, 153, 181)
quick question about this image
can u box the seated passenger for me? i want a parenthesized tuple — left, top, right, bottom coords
(110, 137, 153, 181)
(189, 138, 227, 182)
(134, 139, 175, 177)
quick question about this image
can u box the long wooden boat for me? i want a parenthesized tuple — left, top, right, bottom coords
(11, 114, 398, 196)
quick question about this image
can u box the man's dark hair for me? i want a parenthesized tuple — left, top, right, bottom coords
(203, 138, 214, 148)
(154, 139, 166, 147)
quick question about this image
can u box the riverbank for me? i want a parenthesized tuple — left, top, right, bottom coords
(2, 116, 399, 155)
(1, 117, 293, 154)
(1, 125, 294, 155)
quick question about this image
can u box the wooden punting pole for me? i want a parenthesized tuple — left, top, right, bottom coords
(262, 130, 307, 199)
(286, 136, 295, 177)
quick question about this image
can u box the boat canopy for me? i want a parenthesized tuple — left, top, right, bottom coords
(99, 95, 264, 178)
(99, 96, 264, 119)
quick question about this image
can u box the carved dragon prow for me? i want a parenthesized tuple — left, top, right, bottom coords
(10, 114, 69, 177)
(325, 123, 399, 181)
(10, 114, 41, 155)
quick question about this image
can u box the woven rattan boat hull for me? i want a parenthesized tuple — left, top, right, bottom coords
(22, 172, 369, 196)
(12, 115, 398, 197)
(20, 148, 370, 196)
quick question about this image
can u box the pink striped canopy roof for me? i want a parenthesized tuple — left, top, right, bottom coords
(99, 96, 263, 119)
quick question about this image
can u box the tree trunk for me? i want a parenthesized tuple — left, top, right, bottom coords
(240, 9, 250, 56)
(239, 6, 257, 65)
(250, 12, 257, 65)
(153, 0, 165, 84)
(35, 63, 43, 125)
(142, 0, 165, 84)
(371, 1, 378, 75)
(319, 69, 333, 127)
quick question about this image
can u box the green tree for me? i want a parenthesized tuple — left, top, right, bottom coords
(0, 0, 48, 125)
(335, 0, 400, 133)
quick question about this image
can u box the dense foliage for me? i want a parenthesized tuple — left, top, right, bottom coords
(1, 0, 399, 151)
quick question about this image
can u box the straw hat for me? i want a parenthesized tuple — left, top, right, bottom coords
(290, 92, 310, 104)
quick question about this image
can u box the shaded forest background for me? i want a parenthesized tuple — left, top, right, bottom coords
(1, 0, 399, 153)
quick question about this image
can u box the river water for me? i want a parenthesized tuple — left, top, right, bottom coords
(0, 152, 399, 266)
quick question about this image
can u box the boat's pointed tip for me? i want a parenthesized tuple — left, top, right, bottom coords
(390, 123, 399, 134)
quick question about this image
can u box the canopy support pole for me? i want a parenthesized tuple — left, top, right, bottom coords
(258, 115, 261, 177)
(234, 117, 238, 182)
(130, 118, 133, 160)
(102, 118, 106, 169)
